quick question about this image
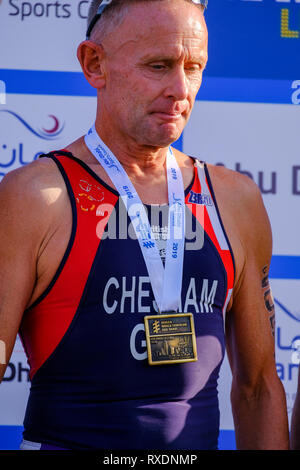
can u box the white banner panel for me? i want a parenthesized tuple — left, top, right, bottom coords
(0, 0, 91, 71)
(183, 100, 300, 255)
(0, 93, 97, 180)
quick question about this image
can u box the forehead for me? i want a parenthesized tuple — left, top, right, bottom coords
(104, 1, 208, 59)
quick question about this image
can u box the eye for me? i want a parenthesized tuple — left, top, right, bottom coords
(149, 63, 167, 71)
(185, 63, 202, 72)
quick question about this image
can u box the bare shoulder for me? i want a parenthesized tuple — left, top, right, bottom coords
(206, 163, 273, 285)
(0, 156, 62, 193)
(0, 156, 64, 207)
(206, 163, 269, 231)
(206, 163, 262, 203)
(0, 156, 67, 235)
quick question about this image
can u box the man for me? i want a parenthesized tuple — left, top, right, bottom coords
(291, 366, 300, 449)
(0, 0, 289, 450)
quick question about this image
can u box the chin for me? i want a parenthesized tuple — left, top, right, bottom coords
(133, 119, 185, 148)
(143, 136, 179, 149)
(146, 127, 184, 148)
(157, 132, 183, 148)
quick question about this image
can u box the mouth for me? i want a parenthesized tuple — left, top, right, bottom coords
(151, 111, 183, 122)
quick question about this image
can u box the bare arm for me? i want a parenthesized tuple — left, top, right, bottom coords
(225, 176, 289, 450)
(0, 160, 61, 382)
(291, 368, 300, 449)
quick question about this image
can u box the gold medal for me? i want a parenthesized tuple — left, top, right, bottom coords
(144, 313, 198, 365)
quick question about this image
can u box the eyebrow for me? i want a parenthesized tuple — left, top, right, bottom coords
(140, 53, 207, 65)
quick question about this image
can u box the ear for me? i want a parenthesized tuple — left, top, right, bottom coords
(77, 40, 106, 89)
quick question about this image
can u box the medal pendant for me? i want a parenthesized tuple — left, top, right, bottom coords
(144, 313, 198, 365)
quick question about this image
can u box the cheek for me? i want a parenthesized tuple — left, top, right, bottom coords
(108, 72, 143, 109)
(189, 72, 204, 92)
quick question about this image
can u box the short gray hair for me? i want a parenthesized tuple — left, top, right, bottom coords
(87, 0, 205, 42)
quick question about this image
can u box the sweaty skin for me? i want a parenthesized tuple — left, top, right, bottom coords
(0, 0, 289, 449)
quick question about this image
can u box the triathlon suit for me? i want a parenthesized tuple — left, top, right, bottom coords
(19, 150, 235, 450)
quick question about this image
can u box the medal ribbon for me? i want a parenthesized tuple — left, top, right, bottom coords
(84, 124, 185, 313)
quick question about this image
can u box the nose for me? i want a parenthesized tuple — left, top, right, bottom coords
(164, 65, 189, 102)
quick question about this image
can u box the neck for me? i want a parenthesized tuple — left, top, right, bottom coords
(93, 120, 170, 180)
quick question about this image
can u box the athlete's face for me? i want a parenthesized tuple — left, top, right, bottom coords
(100, 1, 208, 148)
